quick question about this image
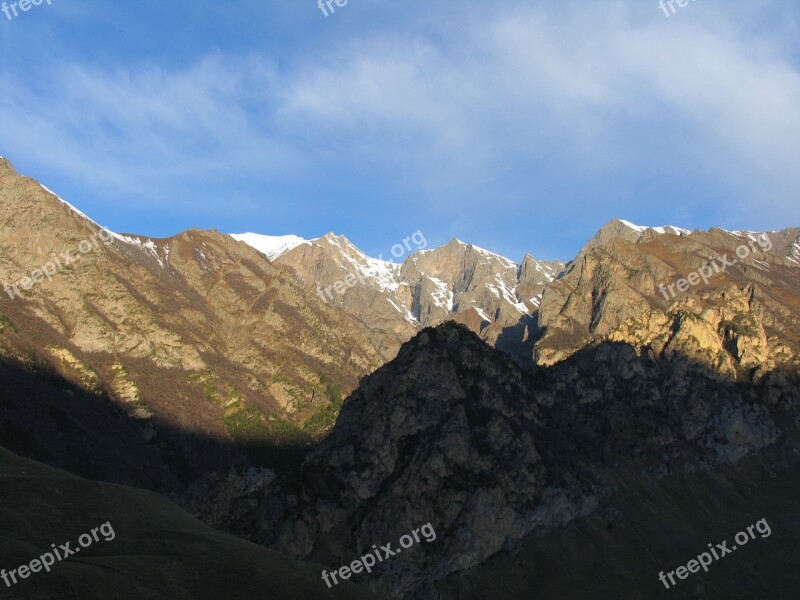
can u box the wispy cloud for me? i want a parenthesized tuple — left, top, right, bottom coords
(0, 55, 299, 202)
(280, 3, 800, 215)
(0, 0, 798, 254)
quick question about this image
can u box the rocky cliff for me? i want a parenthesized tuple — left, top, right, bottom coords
(535, 219, 800, 376)
(184, 323, 800, 598)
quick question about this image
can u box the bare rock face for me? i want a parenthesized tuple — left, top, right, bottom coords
(272, 233, 418, 360)
(248, 218, 797, 381)
(702, 402, 781, 463)
(518, 253, 563, 311)
(535, 219, 800, 381)
(185, 324, 600, 597)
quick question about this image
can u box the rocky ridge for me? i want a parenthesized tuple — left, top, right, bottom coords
(535, 219, 800, 372)
(0, 158, 383, 487)
(235, 232, 564, 361)
(184, 323, 800, 598)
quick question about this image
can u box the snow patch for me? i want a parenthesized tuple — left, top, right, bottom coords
(619, 219, 690, 236)
(788, 242, 800, 265)
(619, 219, 648, 233)
(472, 306, 493, 323)
(486, 275, 528, 314)
(115, 235, 165, 267)
(427, 276, 454, 312)
(37, 183, 129, 245)
(386, 298, 417, 323)
(231, 233, 310, 261)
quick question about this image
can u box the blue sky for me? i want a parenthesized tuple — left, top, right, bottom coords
(1, 0, 799, 262)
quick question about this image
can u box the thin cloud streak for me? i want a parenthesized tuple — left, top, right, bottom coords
(0, 0, 798, 253)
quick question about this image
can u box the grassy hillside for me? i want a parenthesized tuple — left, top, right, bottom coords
(0, 446, 382, 600)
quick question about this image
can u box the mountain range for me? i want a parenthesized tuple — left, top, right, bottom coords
(1, 156, 799, 599)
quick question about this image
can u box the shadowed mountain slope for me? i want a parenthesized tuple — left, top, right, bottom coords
(0, 446, 381, 600)
(184, 323, 800, 598)
(438, 452, 800, 599)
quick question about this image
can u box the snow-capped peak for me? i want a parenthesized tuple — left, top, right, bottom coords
(231, 233, 310, 261)
(618, 219, 690, 236)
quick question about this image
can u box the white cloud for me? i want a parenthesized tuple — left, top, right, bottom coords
(0, 55, 299, 202)
(0, 1, 798, 225)
(278, 3, 800, 213)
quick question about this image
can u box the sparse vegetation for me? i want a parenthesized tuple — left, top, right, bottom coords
(0, 314, 16, 334)
(268, 417, 311, 446)
(303, 375, 346, 437)
(722, 313, 761, 338)
(112, 361, 130, 376)
(224, 406, 267, 444)
(187, 371, 220, 403)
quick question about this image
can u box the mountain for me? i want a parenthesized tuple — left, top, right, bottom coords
(3, 157, 800, 599)
(1, 158, 563, 493)
(183, 221, 800, 598)
(233, 232, 564, 362)
(233, 218, 800, 378)
(184, 323, 800, 598)
(0, 157, 383, 488)
(535, 218, 800, 369)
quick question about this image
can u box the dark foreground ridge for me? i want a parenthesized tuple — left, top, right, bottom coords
(0, 446, 380, 600)
(184, 322, 800, 598)
(2, 322, 798, 598)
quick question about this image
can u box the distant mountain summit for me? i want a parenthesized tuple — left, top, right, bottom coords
(232, 232, 565, 361)
(232, 217, 800, 375)
(230, 233, 309, 261)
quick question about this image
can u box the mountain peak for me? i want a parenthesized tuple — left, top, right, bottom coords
(580, 218, 692, 255)
(230, 232, 309, 261)
(442, 237, 518, 265)
(616, 218, 691, 236)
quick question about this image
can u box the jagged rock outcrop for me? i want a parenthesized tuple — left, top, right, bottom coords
(534, 219, 800, 377)
(185, 323, 800, 598)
